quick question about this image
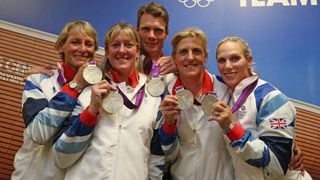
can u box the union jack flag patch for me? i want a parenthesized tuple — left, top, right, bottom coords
(270, 118, 287, 129)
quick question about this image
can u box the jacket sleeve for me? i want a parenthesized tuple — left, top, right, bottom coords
(52, 104, 98, 169)
(23, 74, 78, 144)
(224, 88, 296, 177)
(158, 115, 180, 165)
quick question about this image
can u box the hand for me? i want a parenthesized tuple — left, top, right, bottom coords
(157, 56, 177, 75)
(72, 64, 90, 90)
(159, 95, 181, 125)
(289, 143, 305, 175)
(209, 101, 233, 130)
(88, 80, 117, 114)
(24, 64, 55, 81)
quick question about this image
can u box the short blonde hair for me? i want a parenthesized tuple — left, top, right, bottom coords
(171, 28, 208, 57)
(55, 20, 99, 60)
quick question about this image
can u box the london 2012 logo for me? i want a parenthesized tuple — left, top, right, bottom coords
(177, 0, 215, 8)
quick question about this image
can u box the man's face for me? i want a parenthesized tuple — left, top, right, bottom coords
(137, 13, 168, 59)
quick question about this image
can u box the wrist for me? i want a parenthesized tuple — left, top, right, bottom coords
(69, 80, 82, 93)
(223, 122, 235, 134)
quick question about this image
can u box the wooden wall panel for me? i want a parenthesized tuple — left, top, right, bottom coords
(0, 21, 319, 180)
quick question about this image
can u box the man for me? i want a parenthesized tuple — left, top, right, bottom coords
(136, 2, 176, 75)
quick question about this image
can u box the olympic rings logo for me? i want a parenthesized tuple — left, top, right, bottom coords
(177, 0, 215, 8)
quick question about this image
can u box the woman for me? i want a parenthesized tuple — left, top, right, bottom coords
(211, 36, 312, 179)
(52, 23, 162, 180)
(158, 28, 234, 180)
(12, 20, 99, 180)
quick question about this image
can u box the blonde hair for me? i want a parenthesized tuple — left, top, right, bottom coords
(55, 20, 99, 60)
(171, 28, 208, 57)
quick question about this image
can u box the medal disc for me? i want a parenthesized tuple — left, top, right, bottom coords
(83, 66, 103, 84)
(201, 94, 218, 115)
(176, 89, 193, 109)
(102, 91, 124, 113)
(147, 78, 165, 97)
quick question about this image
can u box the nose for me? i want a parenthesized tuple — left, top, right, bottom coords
(147, 30, 156, 40)
(78, 43, 86, 52)
(224, 59, 232, 69)
(187, 50, 195, 60)
(119, 44, 125, 53)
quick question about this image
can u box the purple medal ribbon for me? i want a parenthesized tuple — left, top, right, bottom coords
(105, 76, 145, 110)
(88, 60, 96, 65)
(117, 85, 145, 109)
(231, 78, 258, 114)
(151, 60, 160, 78)
(57, 68, 66, 85)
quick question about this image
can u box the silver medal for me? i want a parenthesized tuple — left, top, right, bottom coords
(102, 91, 124, 113)
(83, 65, 103, 84)
(201, 94, 218, 115)
(176, 89, 193, 109)
(147, 78, 165, 97)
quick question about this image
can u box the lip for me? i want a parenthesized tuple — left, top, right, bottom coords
(144, 41, 157, 47)
(223, 72, 237, 78)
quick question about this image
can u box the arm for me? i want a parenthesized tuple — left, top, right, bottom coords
(212, 91, 295, 177)
(158, 95, 180, 164)
(23, 74, 79, 144)
(149, 112, 165, 180)
(52, 80, 116, 169)
(23, 64, 56, 81)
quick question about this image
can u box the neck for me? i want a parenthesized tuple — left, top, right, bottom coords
(143, 51, 162, 64)
(180, 72, 204, 98)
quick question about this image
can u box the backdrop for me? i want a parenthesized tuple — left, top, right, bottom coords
(1, 0, 319, 106)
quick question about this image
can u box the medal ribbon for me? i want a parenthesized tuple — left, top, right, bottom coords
(151, 60, 160, 78)
(117, 85, 145, 109)
(231, 78, 258, 114)
(105, 77, 145, 110)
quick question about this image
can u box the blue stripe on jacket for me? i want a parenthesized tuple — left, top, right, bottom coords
(246, 147, 271, 168)
(54, 138, 90, 154)
(260, 136, 292, 174)
(254, 83, 275, 112)
(64, 115, 96, 137)
(256, 93, 289, 127)
(23, 98, 48, 126)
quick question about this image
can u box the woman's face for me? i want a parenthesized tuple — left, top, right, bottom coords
(59, 28, 96, 71)
(216, 41, 252, 90)
(173, 37, 207, 79)
(106, 31, 140, 74)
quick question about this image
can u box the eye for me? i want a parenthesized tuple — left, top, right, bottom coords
(125, 43, 135, 48)
(110, 43, 120, 48)
(178, 49, 188, 55)
(217, 58, 226, 64)
(230, 55, 241, 62)
(85, 41, 94, 48)
(155, 28, 165, 35)
(141, 27, 150, 33)
(70, 40, 80, 45)
(192, 48, 203, 55)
